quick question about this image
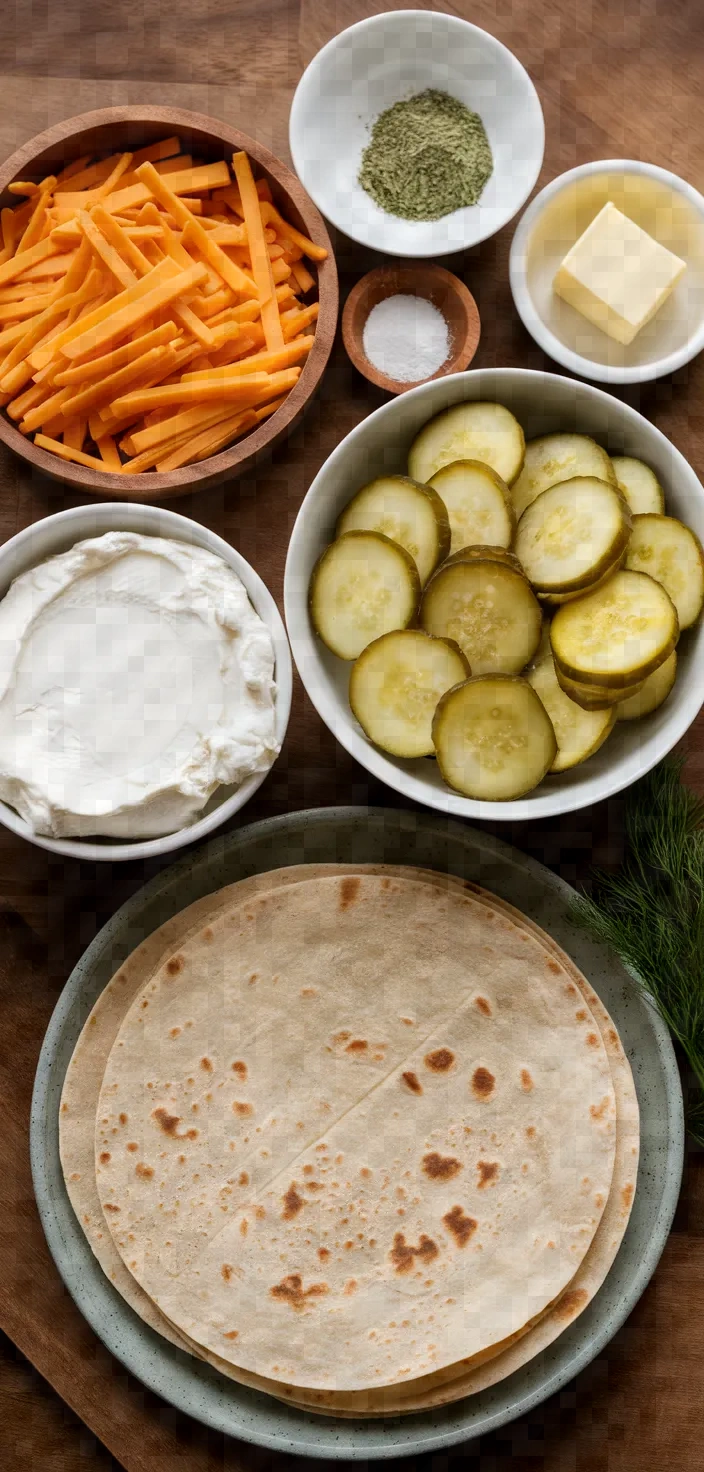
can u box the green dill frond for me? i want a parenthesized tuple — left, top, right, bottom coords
(572, 757, 704, 1140)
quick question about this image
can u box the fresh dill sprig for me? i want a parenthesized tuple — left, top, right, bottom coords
(573, 757, 704, 1143)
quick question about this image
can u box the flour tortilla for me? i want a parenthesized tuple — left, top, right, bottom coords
(60, 864, 638, 1415)
(95, 874, 617, 1392)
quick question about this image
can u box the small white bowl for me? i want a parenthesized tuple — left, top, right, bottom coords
(0, 504, 292, 863)
(510, 160, 704, 384)
(284, 367, 704, 823)
(289, 10, 545, 258)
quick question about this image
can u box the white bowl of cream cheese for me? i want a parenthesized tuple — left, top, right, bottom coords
(0, 504, 291, 861)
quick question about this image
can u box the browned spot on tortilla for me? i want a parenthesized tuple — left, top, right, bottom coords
(152, 1106, 198, 1140)
(477, 1160, 499, 1189)
(99, 1152, 111, 1164)
(525, 1126, 536, 1139)
(608, 1028, 619, 1047)
(169, 1027, 181, 1038)
(332, 1030, 351, 1046)
(233, 1101, 253, 1117)
(622, 1182, 635, 1211)
(389, 1232, 439, 1274)
(425, 1047, 454, 1073)
(345, 1039, 367, 1054)
(223, 1330, 238, 1339)
(221, 1264, 233, 1282)
(270, 1275, 329, 1310)
(240, 1219, 248, 1237)
(586, 1032, 599, 1048)
(344, 1279, 357, 1295)
(178, 1154, 186, 1164)
(401, 1071, 423, 1095)
(554, 1287, 589, 1322)
(360, 1167, 371, 1179)
(202, 927, 214, 942)
(140, 999, 148, 1010)
(61, 1103, 68, 1114)
(520, 1069, 533, 1092)
(474, 996, 492, 1016)
(590, 1095, 610, 1121)
(305, 1180, 323, 1191)
(136, 1163, 154, 1180)
(471, 1066, 495, 1099)
(231, 1060, 247, 1081)
(565, 982, 577, 997)
(69, 1172, 80, 1182)
(400, 1016, 415, 1026)
(422, 1152, 462, 1182)
(118, 1113, 128, 1125)
(238, 1171, 249, 1187)
(595, 1192, 604, 1209)
(255, 1206, 266, 1220)
(302, 1164, 314, 1176)
(547, 960, 562, 975)
(300, 987, 317, 997)
(575, 1009, 588, 1022)
(318, 1247, 330, 1262)
(166, 955, 183, 976)
(339, 876, 361, 910)
(442, 1205, 477, 1247)
(282, 1184, 304, 1220)
(104, 1203, 120, 1213)
(126, 1142, 138, 1153)
(200, 1057, 213, 1072)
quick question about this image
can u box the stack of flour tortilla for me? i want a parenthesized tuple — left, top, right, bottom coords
(59, 866, 639, 1416)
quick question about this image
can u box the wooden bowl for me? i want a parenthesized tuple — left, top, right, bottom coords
(0, 107, 338, 499)
(342, 265, 480, 395)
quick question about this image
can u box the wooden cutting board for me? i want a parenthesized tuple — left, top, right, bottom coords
(0, 1, 703, 1468)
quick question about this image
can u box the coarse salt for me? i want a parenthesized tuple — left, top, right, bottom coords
(362, 294, 450, 383)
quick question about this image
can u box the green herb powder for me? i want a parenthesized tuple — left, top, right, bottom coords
(358, 89, 493, 222)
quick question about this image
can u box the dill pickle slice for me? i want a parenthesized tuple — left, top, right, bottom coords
(420, 558, 541, 675)
(550, 569, 678, 687)
(349, 630, 469, 758)
(432, 675, 557, 800)
(336, 475, 450, 586)
(625, 513, 704, 630)
(514, 477, 631, 594)
(309, 531, 420, 661)
(408, 402, 525, 487)
(511, 433, 616, 519)
(428, 459, 514, 554)
(616, 650, 678, 721)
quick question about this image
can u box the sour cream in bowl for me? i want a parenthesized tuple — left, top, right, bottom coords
(0, 505, 291, 861)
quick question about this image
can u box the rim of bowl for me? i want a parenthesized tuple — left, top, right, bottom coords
(289, 10, 546, 257)
(509, 158, 704, 385)
(283, 366, 704, 821)
(0, 504, 292, 861)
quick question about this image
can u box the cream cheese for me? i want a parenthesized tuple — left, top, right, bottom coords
(0, 531, 279, 839)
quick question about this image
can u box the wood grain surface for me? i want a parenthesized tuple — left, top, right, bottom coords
(0, 1, 703, 1469)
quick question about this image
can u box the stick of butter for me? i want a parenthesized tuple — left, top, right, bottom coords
(553, 201, 686, 345)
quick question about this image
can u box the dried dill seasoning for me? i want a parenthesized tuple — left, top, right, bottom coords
(358, 89, 493, 221)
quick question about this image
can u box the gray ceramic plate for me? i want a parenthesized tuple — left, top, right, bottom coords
(31, 808, 684, 1461)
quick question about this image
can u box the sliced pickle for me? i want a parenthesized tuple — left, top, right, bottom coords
(550, 569, 678, 687)
(428, 459, 514, 554)
(514, 477, 631, 594)
(526, 644, 615, 772)
(611, 456, 665, 516)
(511, 433, 616, 519)
(309, 531, 420, 661)
(336, 475, 450, 587)
(420, 558, 542, 675)
(625, 513, 704, 630)
(349, 630, 470, 758)
(539, 552, 626, 605)
(432, 675, 557, 800)
(616, 650, 678, 721)
(555, 665, 646, 711)
(409, 402, 525, 487)
(440, 544, 525, 577)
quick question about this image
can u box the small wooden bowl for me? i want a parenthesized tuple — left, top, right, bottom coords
(0, 107, 338, 500)
(342, 265, 480, 395)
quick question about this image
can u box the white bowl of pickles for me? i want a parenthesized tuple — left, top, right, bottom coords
(284, 369, 704, 819)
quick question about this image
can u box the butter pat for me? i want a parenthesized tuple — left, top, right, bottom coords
(553, 201, 686, 345)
